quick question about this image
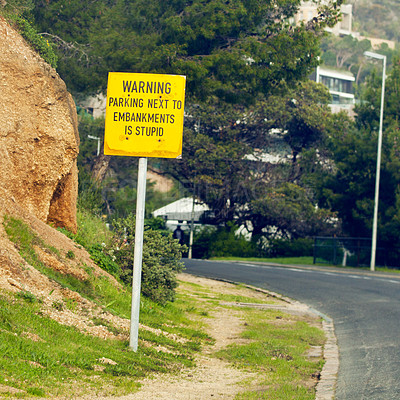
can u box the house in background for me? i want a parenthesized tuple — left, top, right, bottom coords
(295, 1, 353, 36)
(78, 93, 106, 119)
(296, 0, 395, 50)
(152, 197, 210, 232)
(311, 66, 356, 115)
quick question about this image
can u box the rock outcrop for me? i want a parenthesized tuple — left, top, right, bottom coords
(0, 17, 79, 232)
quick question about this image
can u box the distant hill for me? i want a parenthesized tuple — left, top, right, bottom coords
(348, 0, 400, 42)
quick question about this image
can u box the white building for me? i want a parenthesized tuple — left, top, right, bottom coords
(295, 1, 352, 36)
(314, 66, 355, 115)
(153, 197, 210, 231)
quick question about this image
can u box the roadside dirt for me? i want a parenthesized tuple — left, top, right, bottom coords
(0, 196, 324, 399)
(94, 273, 322, 400)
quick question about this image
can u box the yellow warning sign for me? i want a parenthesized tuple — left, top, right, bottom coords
(104, 72, 186, 158)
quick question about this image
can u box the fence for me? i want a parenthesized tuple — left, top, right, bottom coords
(313, 237, 400, 269)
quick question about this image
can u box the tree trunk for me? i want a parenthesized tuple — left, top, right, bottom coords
(91, 154, 111, 182)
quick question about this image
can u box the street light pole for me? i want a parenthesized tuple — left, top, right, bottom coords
(364, 51, 386, 272)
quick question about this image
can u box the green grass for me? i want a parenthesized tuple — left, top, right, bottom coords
(0, 290, 199, 398)
(2, 215, 326, 398)
(216, 309, 325, 399)
(1, 215, 213, 397)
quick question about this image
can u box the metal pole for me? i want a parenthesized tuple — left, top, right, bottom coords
(188, 195, 195, 259)
(129, 157, 147, 351)
(369, 54, 386, 272)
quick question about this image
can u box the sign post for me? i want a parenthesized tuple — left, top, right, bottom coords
(129, 157, 147, 351)
(104, 72, 186, 351)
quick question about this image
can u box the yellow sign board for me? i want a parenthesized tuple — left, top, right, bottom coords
(104, 72, 186, 158)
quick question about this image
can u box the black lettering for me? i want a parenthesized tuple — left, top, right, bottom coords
(165, 82, 171, 94)
(122, 81, 131, 92)
(139, 81, 145, 93)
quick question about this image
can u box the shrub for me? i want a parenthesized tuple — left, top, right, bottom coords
(74, 208, 113, 249)
(193, 223, 257, 259)
(88, 244, 121, 277)
(265, 238, 313, 258)
(109, 215, 186, 304)
(14, 17, 58, 68)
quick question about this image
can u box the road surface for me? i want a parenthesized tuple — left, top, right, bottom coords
(183, 259, 400, 399)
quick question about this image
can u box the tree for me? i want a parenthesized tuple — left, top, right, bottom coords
(32, 0, 343, 99)
(315, 59, 400, 261)
(247, 182, 338, 240)
(32, 0, 345, 242)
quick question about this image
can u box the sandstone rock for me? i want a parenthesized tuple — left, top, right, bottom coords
(0, 17, 79, 232)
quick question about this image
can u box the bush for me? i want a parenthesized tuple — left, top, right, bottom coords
(74, 208, 113, 249)
(193, 224, 257, 259)
(14, 17, 58, 68)
(109, 215, 186, 304)
(265, 238, 313, 258)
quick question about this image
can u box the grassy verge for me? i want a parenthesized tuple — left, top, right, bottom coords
(178, 277, 326, 399)
(2, 216, 210, 398)
(2, 215, 326, 398)
(217, 310, 324, 399)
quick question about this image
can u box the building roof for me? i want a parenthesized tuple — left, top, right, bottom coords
(153, 197, 209, 222)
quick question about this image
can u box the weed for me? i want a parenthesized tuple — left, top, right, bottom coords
(66, 250, 75, 260)
(52, 300, 64, 311)
(14, 17, 58, 68)
(17, 290, 38, 303)
(216, 310, 325, 399)
(64, 298, 78, 312)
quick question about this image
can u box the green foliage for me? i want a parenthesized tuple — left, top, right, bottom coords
(352, 0, 400, 42)
(0, 0, 34, 18)
(110, 215, 186, 304)
(14, 16, 58, 68)
(17, 290, 39, 303)
(74, 207, 113, 249)
(265, 238, 313, 258)
(30, 0, 340, 99)
(88, 244, 121, 278)
(66, 250, 75, 260)
(316, 56, 400, 264)
(248, 183, 338, 240)
(0, 288, 204, 397)
(216, 309, 325, 399)
(193, 224, 257, 259)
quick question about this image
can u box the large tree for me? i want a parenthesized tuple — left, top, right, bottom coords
(32, 0, 344, 237)
(316, 57, 400, 262)
(32, 0, 343, 99)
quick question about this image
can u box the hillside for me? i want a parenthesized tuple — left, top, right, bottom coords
(349, 0, 400, 41)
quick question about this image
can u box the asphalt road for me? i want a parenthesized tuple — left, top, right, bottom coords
(183, 258, 400, 400)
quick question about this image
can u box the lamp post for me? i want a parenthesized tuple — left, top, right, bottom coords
(88, 135, 101, 156)
(363, 51, 386, 271)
